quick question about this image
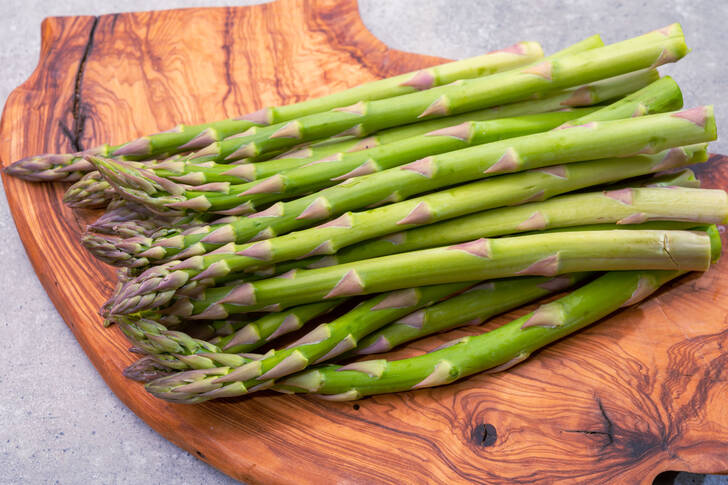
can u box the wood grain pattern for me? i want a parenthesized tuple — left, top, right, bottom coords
(1, 1, 727, 483)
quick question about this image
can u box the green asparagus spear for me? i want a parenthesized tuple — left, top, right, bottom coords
(145, 283, 473, 402)
(275, 270, 682, 400)
(91, 99, 707, 268)
(279, 224, 722, 400)
(146, 229, 712, 319)
(95, 108, 598, 215)
(183, 26, 687, 162)
(109, 143, 709, 314)
(5, 42, 544, 182)
(62, 171, 116, 208)
(65, 69, 654, 210)
(304, 186, 728, 266)
(118, 301, 340, 371)
(123, 356, 178, 382)
(228, 69, 657, 182)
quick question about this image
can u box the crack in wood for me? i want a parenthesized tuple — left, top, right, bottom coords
(59, 15, 99, 151)
(220, 7, 235, 113)
(563, 397, 615, 446)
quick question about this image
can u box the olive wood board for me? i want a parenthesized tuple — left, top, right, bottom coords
(1, 0, 727, 483)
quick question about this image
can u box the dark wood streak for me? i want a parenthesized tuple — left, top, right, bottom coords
(563, 397, 614, 447)
(1, 1, 728, 484)
(60, 16, 98, 151)
(219, 7, 235, 115)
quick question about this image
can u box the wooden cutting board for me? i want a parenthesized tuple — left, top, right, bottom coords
(1, 0, 727, 483)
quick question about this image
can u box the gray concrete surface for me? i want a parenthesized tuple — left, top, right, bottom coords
(0, 1, 726, 484)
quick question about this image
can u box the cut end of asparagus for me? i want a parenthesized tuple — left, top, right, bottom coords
(705, 224, 722, 263)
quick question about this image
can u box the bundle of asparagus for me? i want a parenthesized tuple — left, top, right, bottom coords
(6, 24, 727, 405)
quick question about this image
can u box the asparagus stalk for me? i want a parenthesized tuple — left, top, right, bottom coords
(251, 167, 705, 277)
(229, 69, 657, 182)
(303, 187, 728, 266)
(135, 273, 590, 375)
(118, 301, 340, 371)
(151, 229, 712, 319)
(352, 220, 709, 355)
(5, 42, 544, 182)
(94, 108, 598, 216)
(145, 283, 472, 402)
(108, 144, 709, 314)
(182, 26, 687, 162)
(65, 69, 653, 210)
(146, 226, 721, 402)
(274, 270, 683, 400)
(92, 97, 708, 268)
(285, 223, 722, 399)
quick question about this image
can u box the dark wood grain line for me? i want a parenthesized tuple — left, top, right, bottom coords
(61, 15, 99, 151)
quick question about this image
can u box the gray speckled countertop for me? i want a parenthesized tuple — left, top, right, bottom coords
(0, 1, 726, 483)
